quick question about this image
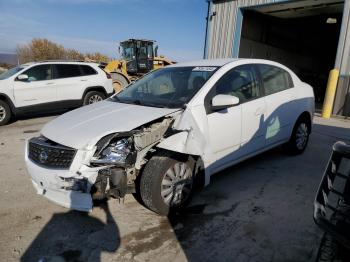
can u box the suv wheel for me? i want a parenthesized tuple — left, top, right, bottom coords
(287, 116, 310, 154)
(83, 91, 106, 106)
(139, 152, 194, 215)
(0, 100, 11, 126)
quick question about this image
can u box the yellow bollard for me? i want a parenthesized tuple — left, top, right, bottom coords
(322, 69, 340, 118)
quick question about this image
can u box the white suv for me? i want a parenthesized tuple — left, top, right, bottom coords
(25, 59, 314, 215)
(0, 61, 113, 125)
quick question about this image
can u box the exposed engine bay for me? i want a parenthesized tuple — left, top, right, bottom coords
(89, 117, 175, 201)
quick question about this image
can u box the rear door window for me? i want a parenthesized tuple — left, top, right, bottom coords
(80, 65, 97, 76)
(258, 64, 293, 95)
(23, 65, 52, 81)
(54, 64, 82, 79)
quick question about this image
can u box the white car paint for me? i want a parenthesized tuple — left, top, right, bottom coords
(0, 61, 113, 109)
(41, 100, 181, 149)
(25, 58, 315, 211)
(14, 77, 58, 107)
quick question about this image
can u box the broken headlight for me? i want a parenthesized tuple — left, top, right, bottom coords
(91, 138, 135, 166)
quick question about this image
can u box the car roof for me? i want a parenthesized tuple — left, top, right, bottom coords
(167, 58, 293, 70)
(20, 61, 99, 67)
(168, 58, 241, 68)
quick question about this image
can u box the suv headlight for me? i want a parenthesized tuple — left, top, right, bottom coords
(91, 137, 135, 166)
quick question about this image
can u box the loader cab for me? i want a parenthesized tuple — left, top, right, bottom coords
(120, 39, 155, 75)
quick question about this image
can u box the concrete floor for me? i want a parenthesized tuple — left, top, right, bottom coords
(0, 115, 350, 262)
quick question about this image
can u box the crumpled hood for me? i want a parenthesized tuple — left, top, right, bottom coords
(41, 100, 180, 149)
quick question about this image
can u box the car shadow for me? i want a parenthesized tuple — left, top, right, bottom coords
(164, 122, 350, 262)
(11, 109, 71, 124)
(20, 202, 120, 262)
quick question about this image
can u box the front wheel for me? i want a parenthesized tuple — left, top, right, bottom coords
(0, 100, 11, 126)
(286, 117, 310, 154)
(139, 152, 194, 216)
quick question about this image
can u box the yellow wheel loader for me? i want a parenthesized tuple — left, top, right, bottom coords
(104, 39, 174, 93)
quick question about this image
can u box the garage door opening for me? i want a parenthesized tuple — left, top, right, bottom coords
(239, 1, 344, 110)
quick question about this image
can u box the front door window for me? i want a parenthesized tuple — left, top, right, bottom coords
(23, 65, 52, 82)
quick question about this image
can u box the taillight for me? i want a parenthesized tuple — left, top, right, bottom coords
(105, 72, 112, 79)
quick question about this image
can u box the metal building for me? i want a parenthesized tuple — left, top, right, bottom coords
(204, 0, 350, 116)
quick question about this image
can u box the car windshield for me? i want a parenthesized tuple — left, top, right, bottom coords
(0, 66, 24, 80)
(110, 66, 218, 108)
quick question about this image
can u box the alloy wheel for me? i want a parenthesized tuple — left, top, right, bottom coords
(88, 95, 103, 104)
(161, 162, 193, 207)
(0, 105, 6, 122)
(296, 123, 308, 150)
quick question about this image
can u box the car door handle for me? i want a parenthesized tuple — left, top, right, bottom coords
(255, 107, 265, 116)
(46, 82, 54, 85)
(80, 79, 88, 82)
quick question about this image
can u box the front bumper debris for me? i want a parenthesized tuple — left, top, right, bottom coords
(25, 140, 100, 212)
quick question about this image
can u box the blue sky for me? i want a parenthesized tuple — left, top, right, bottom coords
(0, 0, 208, 61)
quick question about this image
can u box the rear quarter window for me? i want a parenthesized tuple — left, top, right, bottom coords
(258, 64, 294, 95)
(54, 64, 82, 79)
(80, 65, 98, 76)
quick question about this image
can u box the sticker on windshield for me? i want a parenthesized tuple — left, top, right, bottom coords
(192, 67, 217, 72)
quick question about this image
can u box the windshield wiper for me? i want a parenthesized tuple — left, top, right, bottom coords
(143, 103, 167, 108)
(113, 97, 168, 108)
(116, 99, 143, 106)
(131, 99, 142, 105)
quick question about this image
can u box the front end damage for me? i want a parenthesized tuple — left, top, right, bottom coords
(26, 111, 205, 212)
(88, 117, 175, 203)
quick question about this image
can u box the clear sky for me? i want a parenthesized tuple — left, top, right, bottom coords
(0, 0, 208, 62)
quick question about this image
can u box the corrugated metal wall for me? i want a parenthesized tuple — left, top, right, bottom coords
(333, 0, 350, 115)
(206, 0, 286, 59)
(206, 0, 350, 116)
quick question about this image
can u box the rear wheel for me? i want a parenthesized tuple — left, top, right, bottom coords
(0, 100, 11, 126)
(286, 116, 310, 154)
(83, 91, 105, 106)
(139, 152, 194, 215)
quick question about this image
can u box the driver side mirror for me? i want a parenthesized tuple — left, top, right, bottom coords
(17, 74, 29, 82)
(154, 45, 158, 57)
(211, 94, 239, 111)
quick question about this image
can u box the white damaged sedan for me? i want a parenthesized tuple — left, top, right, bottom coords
(25, 59, 314, 215)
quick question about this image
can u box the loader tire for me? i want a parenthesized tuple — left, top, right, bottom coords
(111, 73, 129, 93)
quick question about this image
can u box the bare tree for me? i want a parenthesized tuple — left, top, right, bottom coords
(65, 49, 85, 60)
(17, 38, 110, 64)
(85, 52, 110, 63)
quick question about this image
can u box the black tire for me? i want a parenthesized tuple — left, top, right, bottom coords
(83, 91, 106, 106)
(110, 73, 129, 93)
(316, 233, 338, 262)
(286, 116, 310, 155)
(139, 152, 194, 216)
(0, 100, 11, 126)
